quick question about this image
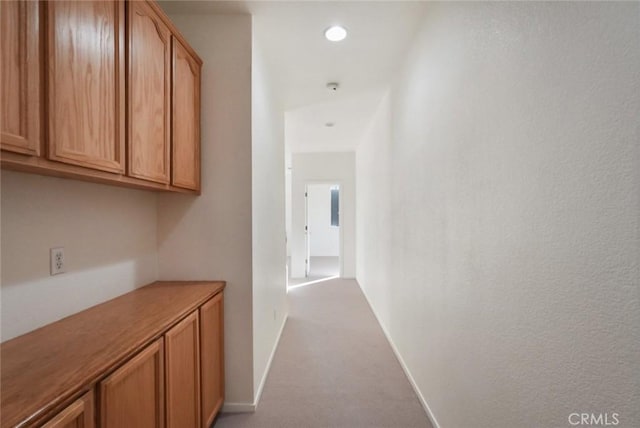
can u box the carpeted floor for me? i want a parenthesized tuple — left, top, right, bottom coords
(287, 256, 340, 287)
(213, 278, 433, 428)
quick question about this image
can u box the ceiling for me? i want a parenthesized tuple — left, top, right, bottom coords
(160, 1, 428, 153)
(285, 88, 386, 153)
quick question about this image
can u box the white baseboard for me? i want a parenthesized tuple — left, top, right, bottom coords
(356, 280, 441, 428)
(222, 313, 289, 414)
(254, 313, 288, 410)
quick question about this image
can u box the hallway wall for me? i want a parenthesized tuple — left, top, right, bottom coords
(356, 2, 640, 427)
(156, 13, 255, 405)
(251, 29, 288, 402)
(1, 172, 158, 341)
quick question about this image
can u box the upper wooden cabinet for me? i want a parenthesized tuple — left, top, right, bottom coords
(127, 0, 171, 183)
(171, 37, 201, 191)
(1, 0, 41, 156)
(46, 0, 126, 173)
(1, 0, 202, 193)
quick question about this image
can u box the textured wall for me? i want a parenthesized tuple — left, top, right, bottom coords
(251, 32, 288, 400)
(156, 14, 255, 405)
(1, 172, 158, 341)
(356, 2, 640, 427)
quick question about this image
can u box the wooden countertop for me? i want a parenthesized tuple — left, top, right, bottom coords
(0, 280, 225, 428)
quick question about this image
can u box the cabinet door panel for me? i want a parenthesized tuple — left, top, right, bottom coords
(171, 37, 200, 191)
(42, 391, 94, 428)
(1, 0, 40, 155)
(165, 311, 200, 428)
(47, 0, 125, 173)
(200, 292, 224, 427)
(128, 0, 170, 183)
(100, 339, 164, 428)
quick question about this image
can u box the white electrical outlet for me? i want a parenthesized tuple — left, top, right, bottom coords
(50, 247, 65, 275)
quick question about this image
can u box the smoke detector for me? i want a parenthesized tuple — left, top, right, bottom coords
(327, 82, 339, 92)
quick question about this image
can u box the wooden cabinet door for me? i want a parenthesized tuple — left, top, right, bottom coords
(200, 292, 224, 427)
(1, 0, 41, 155)
(171, 37, 201, 191)
(127, 0, 170, 183)
(100, 338, 164, 428)
(47, 0, 125, 173)
(42, 391, 94, 428)
(165, 311, 200, 428)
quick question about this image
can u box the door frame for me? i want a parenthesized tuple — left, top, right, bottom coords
(304, 181, 343, 278)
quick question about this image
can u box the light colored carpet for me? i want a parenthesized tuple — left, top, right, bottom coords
(288, 256, 340, 287)
(214, 278, 433, 428)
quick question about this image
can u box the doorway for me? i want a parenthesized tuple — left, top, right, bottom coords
(293, 183, 340, 286)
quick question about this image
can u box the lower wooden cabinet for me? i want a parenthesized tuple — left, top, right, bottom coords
(42, 391, 94, 428)
(165, 311, 201, 428)
(99, 338, 165, 428)
(94, 296, 223, 428)
(1, 282, 224, 428)
(200, 292, 225, 428)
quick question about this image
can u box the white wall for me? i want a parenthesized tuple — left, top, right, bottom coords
(156, 14, 255, 405)
(1, 7, 288, 412)
(291, 152, 354, 278)
(356, 2, 640, 427)
(251, 28, 288, 400)
(355, 92, 392, 324)
(307, 184, 339, 257)
(1, 171, 158, 341)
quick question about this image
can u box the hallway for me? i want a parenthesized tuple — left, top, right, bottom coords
(214, 279, 432, 428)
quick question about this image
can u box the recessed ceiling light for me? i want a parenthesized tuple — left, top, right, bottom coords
(324, 26, 347, 42)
